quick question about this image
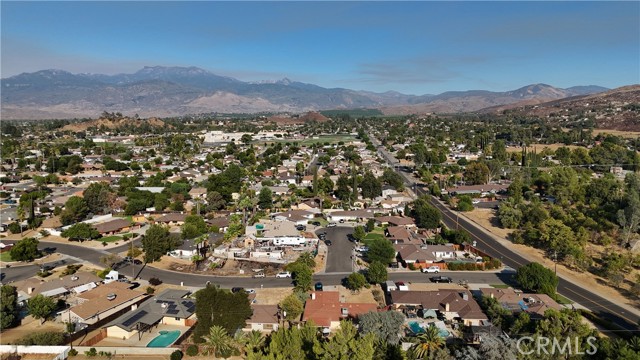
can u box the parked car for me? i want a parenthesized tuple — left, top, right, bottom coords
(311, 221, 321, 226)
(421, 266, 440, 273)
(275, 272, 292, 278)
(325, 240, 332, 246)
(355, 246, 368, 252)
(315, 282, 323, 291)
(253, 272, 265, 278)
(327, 222, 337, 227)
(296, 225, 307, 231)
(245, 289, 256, 294)
(231, 287, 245, 293)
(430, 276, 453, 283)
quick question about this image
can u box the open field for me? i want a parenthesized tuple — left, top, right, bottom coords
(593, 128, 640, 138)
(506, 143, 581, 153)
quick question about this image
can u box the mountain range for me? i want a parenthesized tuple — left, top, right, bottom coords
(0, 66, 610, 119)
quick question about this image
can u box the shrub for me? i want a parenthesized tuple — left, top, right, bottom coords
(407, 263, 416, 271)
(68, 349, 78, 356)
(170, 350, 183, 360)
(85, 348, 97, 357)
(96, 268, 111, 279)
(17, 331, 65, 345)
(186, 345, 199, 356)
(149, 277, 162, 286)
(37, 270, 52, 278)
(146, 286, 155, 294)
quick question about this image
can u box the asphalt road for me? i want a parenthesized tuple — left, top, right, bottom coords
(321, 226, 355, 273)
(371, 132, 640, 333)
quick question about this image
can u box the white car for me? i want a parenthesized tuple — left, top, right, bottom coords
(355, 246, 369, 252)
(472, 199, 481, 204)
(421, 266, 440, 273)
(275, 272, 292, 278)
(327, 223, 338, 227)
(245, 289, 256, 294)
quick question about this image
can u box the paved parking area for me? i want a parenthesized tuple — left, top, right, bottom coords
(320, 226, 354, 273)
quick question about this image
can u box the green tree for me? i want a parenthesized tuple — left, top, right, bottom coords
(288, 262, 313, 292)
(497, 199, 523, 229)
(516, 262, 559, 298)
(358, 310, 405, 344)
(382, 168, 405, 191)
(335, 174, 352, 201)
(367, 240, 396, 264)
(61, 223, 100, 242)
(366, 261, 388, 284)
(312, 321, 376, 360)
(492, 140, 508, 162)
(206, 191, 226, 211)
(618, 186, 640, 246)
(353, 226, 366, 242)
(203, 325, 234, 357)
(345, 272, 367, 291)
(407, 325, 444, 359)
(411, 196, 441, 230)
(361, 171, 382, 199)
(82, 182, 115, 215)
(141, 224, 174, 263)
(456, 195, 474, 212)
(193, 284, 252, 343)
(9, 237, 40, 262)
(0, 285, 19, 330)
(181, 215, 208, 240)
(60, 196, 89, 225)
(258, 187, 273, 209)
(464, 162, 490, 185)
(279, 293, 304, 321)
(28, 294, 56, 322)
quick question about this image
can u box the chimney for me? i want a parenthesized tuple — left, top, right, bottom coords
(27, 287, 34, 295)
(462, 293, 468, 301)
(341, 308, 349, 316)
(311, 293, 316, 300)
(445, 303, 450, 312)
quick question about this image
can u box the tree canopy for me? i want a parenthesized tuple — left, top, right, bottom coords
(9, 237, 40, 262)
(194, 284, 252, 343)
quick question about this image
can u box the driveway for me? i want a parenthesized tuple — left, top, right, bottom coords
(320, 226, 354, 273)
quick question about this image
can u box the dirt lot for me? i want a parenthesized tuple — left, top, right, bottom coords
(463, 209, 640, 310)
(254, 287, 294, 305)
(0, 315, 65, 345)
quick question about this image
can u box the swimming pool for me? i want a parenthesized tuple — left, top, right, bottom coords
(408, 322, 450, 337)
(147, 330, 181, 347)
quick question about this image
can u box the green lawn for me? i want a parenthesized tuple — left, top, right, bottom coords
(555, 294, 573, 305)
(364, 233, 385, 241)
(100, 235, 123, 243)
(0, 251, 13, 262)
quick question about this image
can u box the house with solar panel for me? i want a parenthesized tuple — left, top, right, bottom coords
(104, 289, 196, 340)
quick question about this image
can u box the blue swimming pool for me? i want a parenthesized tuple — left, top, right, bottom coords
(147, 330, 181, 347)
(408, 322, 450, 337)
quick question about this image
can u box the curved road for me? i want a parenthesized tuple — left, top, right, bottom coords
(371, 132, 640, 333)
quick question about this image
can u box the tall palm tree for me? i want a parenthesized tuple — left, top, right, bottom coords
(234, 330, 264, 356)
(408, 325, 444, 360)
(204, 325, 233, 357)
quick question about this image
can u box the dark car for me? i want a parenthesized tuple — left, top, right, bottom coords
(231, 287, 245, 293)
(315, 282, 323, 291)
(325, 240, 332, 246)
(133, 259, 143, 265)
(296, 225, 307, 231)
(430, 276, 453, 283)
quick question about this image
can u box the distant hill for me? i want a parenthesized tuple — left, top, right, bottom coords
(0, 66, 611, 119)
(380, 84, 610, 115)
(485, 85, 640, 131)
(60, 115, 171, 132)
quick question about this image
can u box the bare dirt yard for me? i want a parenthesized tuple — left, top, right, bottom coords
(0, 315, 65, 345)
(593, 128, 640, 138)
(463, 208, 640, 311)
(506, 143, 581, 153)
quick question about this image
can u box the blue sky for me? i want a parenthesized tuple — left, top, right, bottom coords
(1, 1, 638, 95)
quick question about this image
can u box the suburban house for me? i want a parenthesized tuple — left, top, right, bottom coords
(104, 289, 196, 340)
(247, 219, 308, 247)
(271, 210, 315, 225)
(244, 305, 280, 333)
(188, 187, 207, 199)
(381, 185, 399, 198)
(168, 237, 203, 259)
(302, 291, 377, 334)
(93, 218, 132, 236)
(155, 213, 188, 226)
(16, 272, 101, 299)
(390, 290, 488, 326)
(327, 210, 375, 222)
(68, 282, 147, 325)
(375, 216, 416, 228)
(479, 288, 562, 319)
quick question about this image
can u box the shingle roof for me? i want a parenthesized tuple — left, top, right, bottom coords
(71, 282, 147, 320)
(93, 218, 130, 234)
(105, 289, 194, 331)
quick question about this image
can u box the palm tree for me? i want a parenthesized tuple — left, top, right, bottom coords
(233, 330, 264, 356)
(204, 325, 233, 357)
(407, 325, 444, 359)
